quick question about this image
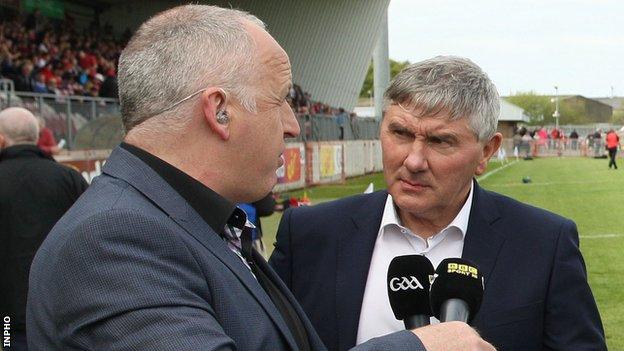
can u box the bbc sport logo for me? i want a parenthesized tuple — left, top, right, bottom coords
(3, 316, 10, 348)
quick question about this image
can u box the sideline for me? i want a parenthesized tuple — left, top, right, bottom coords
(579, 233, 624, 239)
(477, 160, 519, 182)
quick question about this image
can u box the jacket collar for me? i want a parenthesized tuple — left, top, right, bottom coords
(0, 144, 54, 162)
(462, 179, 506, 288)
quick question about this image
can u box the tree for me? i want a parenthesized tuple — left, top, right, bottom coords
(359, 59, 410, 98)
(611, 109, 624, 124)
(505, 92, 555, 125)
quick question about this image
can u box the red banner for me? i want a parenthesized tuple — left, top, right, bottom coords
(278, 147, 302, 183)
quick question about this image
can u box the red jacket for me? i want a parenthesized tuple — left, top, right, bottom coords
(606, 131, 620, 149)
(37, 127, 57, 156)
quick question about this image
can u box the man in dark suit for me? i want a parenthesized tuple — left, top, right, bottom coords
(270, 56, 606, 351)
(26, 6, 492, 351)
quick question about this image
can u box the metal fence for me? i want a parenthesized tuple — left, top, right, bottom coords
(291, 114, 379, 142)
(1, 82, 121, 150)
(499, 137, 622, 159)
(2, 80, 380, 149)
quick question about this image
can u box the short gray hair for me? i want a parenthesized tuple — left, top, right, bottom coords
(0, 107, 40, 146)
(118, 5, 265, 133)
(384, 56, 500, 141)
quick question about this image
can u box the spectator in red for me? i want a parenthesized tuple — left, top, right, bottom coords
(550, 128, 560, 149)
(606, 129, 619, 170)
(36, 117, 60, 156)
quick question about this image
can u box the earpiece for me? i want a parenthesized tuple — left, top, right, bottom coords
(216, 110, 229, 124)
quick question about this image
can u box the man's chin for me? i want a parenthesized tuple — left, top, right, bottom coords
(391, 191, 429, 213)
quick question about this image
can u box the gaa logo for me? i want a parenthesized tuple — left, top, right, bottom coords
(389, 276, 424, 291)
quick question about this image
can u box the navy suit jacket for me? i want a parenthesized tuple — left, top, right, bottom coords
(26, 146, 424, 351)
(270, 183, 606, 351)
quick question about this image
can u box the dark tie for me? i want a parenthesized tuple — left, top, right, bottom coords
(240, 226, 254, 265)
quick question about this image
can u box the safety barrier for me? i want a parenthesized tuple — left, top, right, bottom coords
(0, 90, 120, 150)
(498, 137, 624, 159)
(55, 136, 621, 191)
(58, 140, 383, 192)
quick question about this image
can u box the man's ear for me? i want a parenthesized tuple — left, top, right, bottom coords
(475, 132, 503, 175)
(200, 88, 229, 141)
(0, 134, 5, 149)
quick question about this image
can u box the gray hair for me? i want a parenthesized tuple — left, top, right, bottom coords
(384, 56, 500, 141)
(118, 5, 265, 133)
(0, 107, 40, 146)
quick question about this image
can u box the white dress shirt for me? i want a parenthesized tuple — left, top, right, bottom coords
(355, 182, 474, 345)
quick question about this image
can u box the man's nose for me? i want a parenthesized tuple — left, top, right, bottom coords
(282, 103, 300, 139)
(403, 140, 428, 172)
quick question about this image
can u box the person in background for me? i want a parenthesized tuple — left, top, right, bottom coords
(36, 116, 60, 156)
(13, 62, 35, 92)
(593, 129, 603, 157)
(336, 107, 348, 140)
(569, 129, 579, 150)
(606, 129, 619, 169)
(0, 107, 88, 351)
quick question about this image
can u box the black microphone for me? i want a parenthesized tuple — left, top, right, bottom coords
(387, 255, 435, 329)
(429, 258, 484, 323)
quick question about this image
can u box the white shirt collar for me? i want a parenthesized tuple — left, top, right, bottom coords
(379, 180, 474, 239)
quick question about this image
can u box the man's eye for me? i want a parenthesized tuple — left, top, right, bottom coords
(429, 137, 444, 144)
(392, 129, 411, 137)
(428, 137, 453, 148)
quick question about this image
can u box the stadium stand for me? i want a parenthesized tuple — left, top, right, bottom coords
(0, 8, 122, 97)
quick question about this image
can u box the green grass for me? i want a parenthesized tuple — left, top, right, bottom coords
(262, 158, 623, 349)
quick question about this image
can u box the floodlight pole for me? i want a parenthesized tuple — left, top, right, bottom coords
(373, 7, 390, 122)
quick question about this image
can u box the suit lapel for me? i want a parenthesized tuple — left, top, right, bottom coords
(102, 147, 298, 350)
(462, 180, 506, 289)
(336, 191, 388, 351)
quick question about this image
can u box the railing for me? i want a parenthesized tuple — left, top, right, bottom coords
(0, 89, 120, 150)
(291, 114, 379, 142)
(1, 87, 384, 149)
(499, 137, 622, 159)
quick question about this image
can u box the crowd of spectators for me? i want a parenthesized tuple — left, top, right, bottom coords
(287, 83, 358, 120)
(0, 9, 123, 98)
(1, 8, 362, 133)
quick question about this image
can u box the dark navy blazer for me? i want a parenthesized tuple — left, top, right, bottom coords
(26, 146, 424, 351)
(270, 183, 606, 351)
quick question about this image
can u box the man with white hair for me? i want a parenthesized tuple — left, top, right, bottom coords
(26, 5, 494, 351)
(0, 107, 88, 351)
(271, 56, 606, 351)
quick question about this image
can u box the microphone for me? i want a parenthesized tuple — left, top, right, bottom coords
(429, 258, 484, 323)
(387, 255, 435, 329)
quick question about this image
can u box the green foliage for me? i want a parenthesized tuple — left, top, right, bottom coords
(505, 92, 555, 125)
(611, 110, 624, 124)
(359, 59, 411, 98)
(263, 158, 623, 349)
